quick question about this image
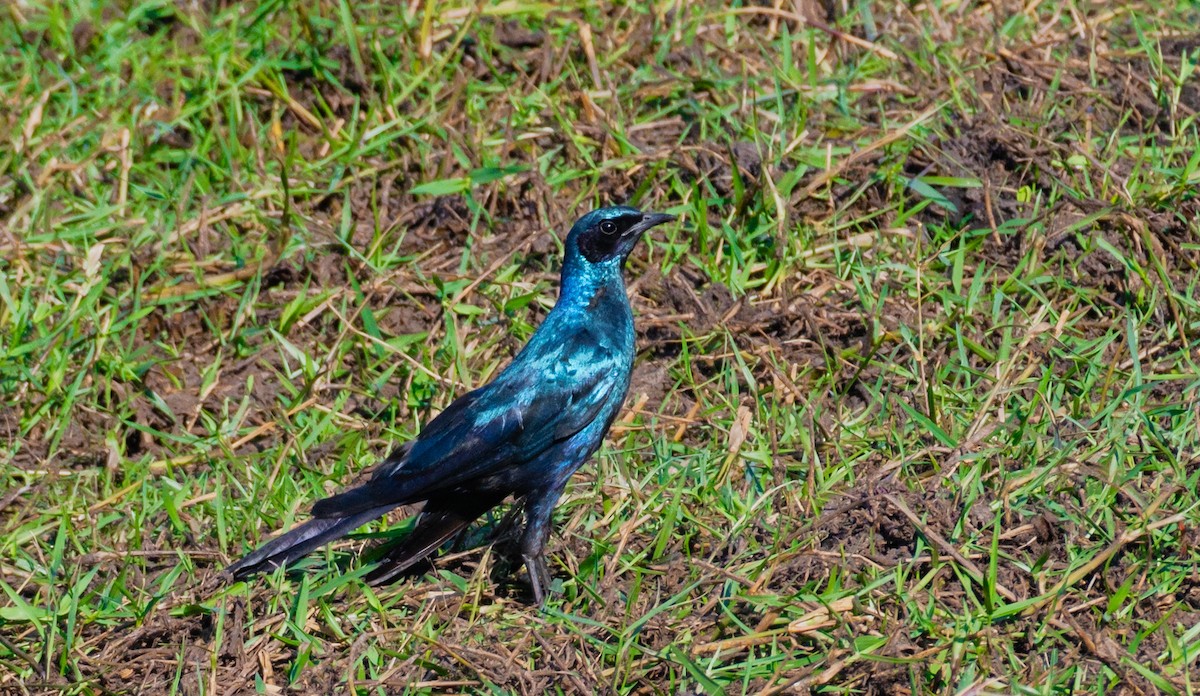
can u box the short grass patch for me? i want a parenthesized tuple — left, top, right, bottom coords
(2, 1, 1200, 693)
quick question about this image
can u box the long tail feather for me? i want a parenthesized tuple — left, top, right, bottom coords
(365, 494, 503, 586)
(311, 486, 393, 519)
(310, 444, 414, 519)
(226, 504, 394, 580)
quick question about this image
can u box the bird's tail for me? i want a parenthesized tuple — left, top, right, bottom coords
(365, 493, 505, 586)
(226, 504, 395, 580)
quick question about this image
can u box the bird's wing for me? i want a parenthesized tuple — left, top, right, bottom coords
(405, 325, 624, 477)
(311, 325, 625, 518)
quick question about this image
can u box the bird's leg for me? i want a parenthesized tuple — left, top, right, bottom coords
(519, 488, 563, 605)
(523, 553, 551, 606)
(490, 500, 526, 543)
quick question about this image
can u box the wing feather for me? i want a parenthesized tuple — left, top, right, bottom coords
(313, 325, 625, 517)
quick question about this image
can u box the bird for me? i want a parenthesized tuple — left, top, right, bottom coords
(226, 205, 675, 603)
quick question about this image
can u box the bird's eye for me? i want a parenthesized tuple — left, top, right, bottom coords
(600, 220, 617, 235)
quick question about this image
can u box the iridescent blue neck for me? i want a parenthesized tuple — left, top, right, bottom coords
(555, 245, 626, 313)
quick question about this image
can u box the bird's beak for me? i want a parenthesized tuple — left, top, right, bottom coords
(628, 212, 676, 237)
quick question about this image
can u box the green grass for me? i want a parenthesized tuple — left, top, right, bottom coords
(3, 0, 1200, 693)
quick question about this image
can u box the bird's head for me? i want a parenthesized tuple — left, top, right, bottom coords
(566, 206, 675, 267)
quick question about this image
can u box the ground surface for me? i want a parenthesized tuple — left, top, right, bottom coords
(2, 1, 1200, 694)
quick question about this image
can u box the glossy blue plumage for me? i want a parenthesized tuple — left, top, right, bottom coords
(228, 206, 674, 603)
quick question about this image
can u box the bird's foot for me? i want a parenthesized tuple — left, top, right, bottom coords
(522, 553, 553, 606)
